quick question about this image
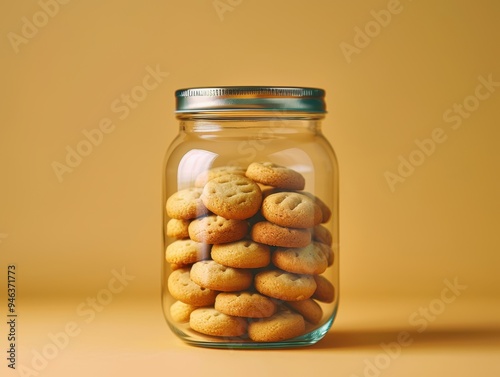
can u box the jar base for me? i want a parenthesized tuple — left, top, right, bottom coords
(170, 313, 336, 349)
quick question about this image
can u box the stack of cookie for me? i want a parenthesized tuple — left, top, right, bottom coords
(165, 162, 335, 342)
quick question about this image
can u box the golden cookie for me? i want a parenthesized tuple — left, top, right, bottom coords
(170, 300, 198, 323)
(311, 225, 333, 246)
(215, 291, 277, 318)
(262, 191, 322, 228)
(272, 243, 328, 275)
(297, 191, 332, 223)
(190, 308, 247, 337)
(263, 188, 332, 224)
(312, 275, 335, 303)
(166, 188, 208, 220)
(201, 174, 262, 220)
(167, 268, 217, 306)
(285, 299, 323, 324)
(251, 221, 311, 248)
(194, 166, 247, 188)
(248, 311, 305, 342)
(165, 239, 211, 265)
(166, 218, 190, 239)
(245, 162, 305, 190)
(211, 240, 271, 269)
(188, 215, 248, 244)
(190, 260, 253, 292)
(254, 269, 317, 301)
(315, 242, 334, 266)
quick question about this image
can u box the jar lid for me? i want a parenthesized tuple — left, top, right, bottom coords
(175, 86, 326, 113)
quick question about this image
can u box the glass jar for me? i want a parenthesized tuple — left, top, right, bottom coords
(161, 86, 339, 348)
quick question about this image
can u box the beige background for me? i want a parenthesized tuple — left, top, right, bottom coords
(1, 1, 499, 376)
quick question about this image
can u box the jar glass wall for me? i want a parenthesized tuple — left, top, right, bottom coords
(162, 88, 338, 348)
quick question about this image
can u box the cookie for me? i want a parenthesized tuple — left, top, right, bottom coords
(194, 166, 247, 188)
(251, 221, 311, 248)
(166, 218, 190, 239)
(166, 187, 208, 220)
(170, 300, 198, 323)
(211, 240, 271, 269)
(262, 191, 322, 228)
(262, 188, 332, 224)
(167, 268, 217, 306)
(201, 174, 262, 220)
(300, 192, 332, 223)
(248, 311, 305, 342)
(165, 239, 211, 265)
(272, 243, 328, 275)
(311, 225, 333, 246)
(245, 162, 305, 190)
(254, 269, 317, 301)
(312, 275, 335, 303)
(190, 260, 253, 292)
(215, 291, 277, 318)
(315, 242, 334, 266)
(190, 308, 247, 337)
(285, 299, 323, 325)
(188, 215, 248, 244)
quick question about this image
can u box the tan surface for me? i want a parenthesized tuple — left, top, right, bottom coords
(6, 296, 500, 377)
(0, 0, 499, 299)
(1, 1, 499, 375)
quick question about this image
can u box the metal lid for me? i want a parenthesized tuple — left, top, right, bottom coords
(175, 86, 326, 113)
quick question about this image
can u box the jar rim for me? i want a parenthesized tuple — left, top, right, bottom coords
(175, 86, 326, 114)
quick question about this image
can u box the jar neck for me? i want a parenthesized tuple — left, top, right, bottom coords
(177, 112, 324, 134)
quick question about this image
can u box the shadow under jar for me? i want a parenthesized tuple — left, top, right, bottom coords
(162, 86, 339, 348)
